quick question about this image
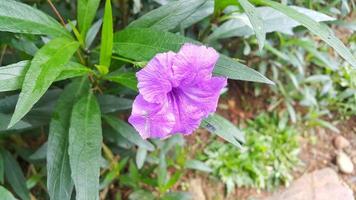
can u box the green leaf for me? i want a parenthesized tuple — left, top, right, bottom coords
(0, 152, 4, 184)
(68, 91, 102, 200)
(253, 0, 356, 68)
(158, 152, 168, 188)
(128, 0, 208, 31)
(128, 190, 155, 200)
(47, 80, 90, 200)
(163, 171, 182, 191)
(97, 95, 133, 113)
(239, 0, 265, 51)
(214, 0, 238, 15)
(0, 186, 17, 200)
(113, 28, 273, 84)
(55, 62, 92, 81)
(86, 19, 103, 49)
(1, 150, 30, 200)
(0, 113, 32, 132)
(135, 147, 147, 169)
(29, 142, 47, 161)
(215, 55, 273, 84)
(161, 192, 192, 200)
(104, 115, 155, 151)
(99, 0, 113, 69)
(185, 160, 212, 172)
(208, 6, 334, 41)
(0, 0, 70, 38)
(202, 114, 245, 148)
(8, 37, 80, 128)
(0, 61, 91, 92)
(181, 0, 214, 29)
(105, 71, 138, 91)
(77, 0, 101, 40)
(0, 61, 28, 92)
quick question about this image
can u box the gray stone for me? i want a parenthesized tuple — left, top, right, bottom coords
(267, 168, 354, 200)
(337, 151, 354, 174)
(188, 179, 206, 200)
(333, 135, 350, 150)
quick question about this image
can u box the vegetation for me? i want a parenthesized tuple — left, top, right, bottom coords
(0, 0, 354, 199)
(201, 113, 300, 193)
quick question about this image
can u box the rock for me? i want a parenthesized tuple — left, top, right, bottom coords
(336, 151, 354, 174)
(333, 135, 350, 150)
(267, 168, 354, 200)
(188, 179, 206, 200)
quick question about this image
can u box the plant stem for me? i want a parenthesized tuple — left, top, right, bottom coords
(111, 55, 137, 65)
(47, 0, 66, 26)
(0, 45, 7, 66)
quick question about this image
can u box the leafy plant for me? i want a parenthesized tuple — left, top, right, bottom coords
(200, 113, 300, 193)
(118, 135, 211, 200)
(0, 0, 354, 199)
(0, 0, 264, 198)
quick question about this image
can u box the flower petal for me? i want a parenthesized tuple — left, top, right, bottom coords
(182, 77, 227, 116)
(168, 88, 204, 135)
(137, 52, 175, 103)
(173, 43, 219, 86)
(128, 95, 175, 139)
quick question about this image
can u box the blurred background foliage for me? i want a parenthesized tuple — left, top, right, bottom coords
(0, 0, 355, 199)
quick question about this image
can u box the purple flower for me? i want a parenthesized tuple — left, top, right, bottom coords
(129, 43, 227, 139)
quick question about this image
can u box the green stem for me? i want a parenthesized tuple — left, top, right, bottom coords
(111, 56, 137, 65)
(0, 45, 7, 66)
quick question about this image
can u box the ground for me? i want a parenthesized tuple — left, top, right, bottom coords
(182, 81, 356, 200)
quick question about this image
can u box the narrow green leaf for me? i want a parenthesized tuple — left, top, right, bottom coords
(129, 190, 155, 200)
(97, 95, 133, 113)
(185, 160, 212, 172)
(208, 6, 334, 41)
(104, 115, 155, 151)
(99, 0, 113, 69)
(163, 171, 182, 192)
(239, 0, 265, 51)
(0, 61, 28, 92)
(105, 72, 138, 91)
(253, 0, 356, 68)
(158, 152, 168, 188)
(77, 0, 101, 40)
(181, 0, 214, 29)
(215, 55, 273, 84)
(1, 150, 30, 200)
(162, 192, 192, 200)
(136, 147, 147, 169)
(128, 0, 208, 31)
(29, 142, 47, 161)
(47, 80, 90, 200)
(113, 28, 273, 84)
(0, 152, 4, 184)
(0, 0, 70, 38)
(55, 62, 92, 81)
(8, 37, 80, 128)
(0, 186, 17, 200)
(0, 113, 32, 132)
(202, 114, 245, 148)
(86, 19, 103, 49)
(214, 0, 238, 15)
(0, 61, 91, 92)
(68, 92, 102, 200)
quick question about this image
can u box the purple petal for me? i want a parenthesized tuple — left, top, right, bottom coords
(128, 95, 175, 139)
(137, 52, 176, 103)
(181, 77, 227, 116)
(167, 88, 205, 135)
(173, 43, 219, 86)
